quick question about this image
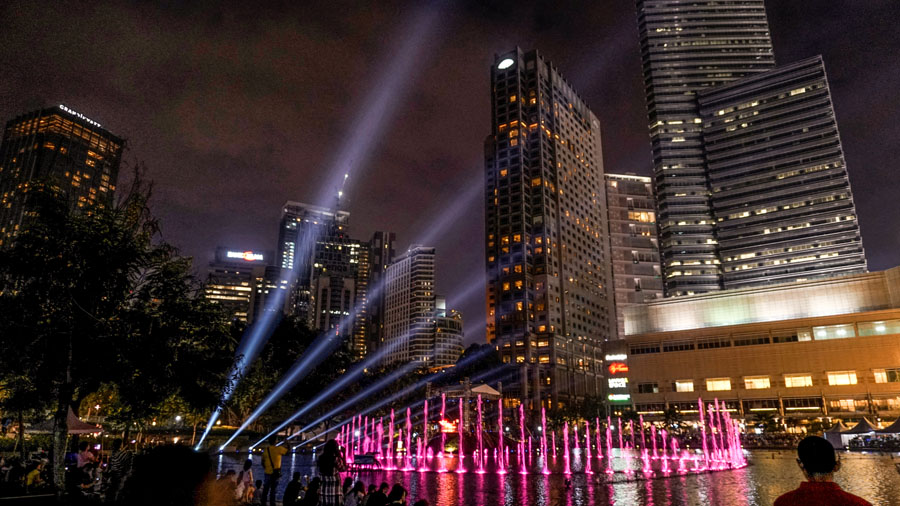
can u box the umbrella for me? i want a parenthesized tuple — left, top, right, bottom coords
(27, 408, 102, 435)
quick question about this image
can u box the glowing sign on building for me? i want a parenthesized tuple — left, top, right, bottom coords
(608, 362, 629, 375)
(608, 394, 631, 402)
(605, 354, 627, 361)
(608, 378, 628, 389)
(438, 419, 458, 433)
(227, 250, 265, 262)
(58, 104, 102, 128)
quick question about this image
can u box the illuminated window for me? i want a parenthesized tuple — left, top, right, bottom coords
(539, 355, 549, 364)
(537, 325, 546, 332)
(500, 169, 508, 177)
(515, 301, 523, 311)
(512, 234, 521, 242)
(674, 380, 694, 392)
(858, 320, 900, 336)
(744, 376, 770, 390)
(874, 368, 900, 383)
(510, 138, 518, 146)
(827, 371, 857, 386)
(537, 340, 549, 347)
(784, 374, 813, 388)
(706, 378, 731, 391)
(514, 264, 523, 273)
(516, 355, 525, 363)
(514, 280, 523, 290)
(510, 95, 517, 102)
(813, 324, 855, 340)
(502, 282, 510, 291)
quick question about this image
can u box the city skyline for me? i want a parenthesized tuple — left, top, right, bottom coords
(2, 1, 898, 344)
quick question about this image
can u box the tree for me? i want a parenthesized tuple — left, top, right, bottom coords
(0, 173, 235, 494)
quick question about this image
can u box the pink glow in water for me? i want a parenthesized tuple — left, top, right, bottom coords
(617, 417, 624, 451)
(573, 423, 580, 452)
(639, 415, 647, 450)
(497, 400, 505, 474)
(595, 417, 603, 458)
(476, 395, 484, 473)
(698, 398, 709, 469)
(641, 448, 651, 475)
(387, 409, 396, 470)
(562, 421, 571, 475)
(518, 404, 528, 474)
(583, 420, 593, 474)
(629, 420, 636, 449)
(605, 417, 613, 475)
(660, 429, 670, 474)
(440, 394, 447, 472)
(457, 397, 466, 473)
(651, 424, 658, 459)
(404, 407, 412, 471)
(377, 419, 384, 460)
(541, 407, 549, 474)
(552, 431, 557, 461)
(623, 443, 634, 474)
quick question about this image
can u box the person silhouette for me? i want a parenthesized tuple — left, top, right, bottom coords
(774, 436, 871, 506)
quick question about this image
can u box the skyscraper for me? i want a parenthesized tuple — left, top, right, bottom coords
(0, 105, 123, 246)
(367, 231, 397, 353)
(604, 174, 664, 339)
(383, 245, 437, 367)
(204, 247, 272, 323)
(697, 56, 867, 287)
(636, 0, 776, 295)
(485, 48, 614, 408)
(637, 0, 866, 294)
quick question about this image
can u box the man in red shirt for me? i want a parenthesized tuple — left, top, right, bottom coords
(775, 435, 871, 506)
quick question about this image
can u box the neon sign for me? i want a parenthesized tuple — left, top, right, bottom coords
(608, 394, 631, 402)
(227, 251, 264, 262)
(608, 362, 629, 375)
(58, 104, 102, 128)
(608, 378, 628, 389)
(605, 354, 627, 361)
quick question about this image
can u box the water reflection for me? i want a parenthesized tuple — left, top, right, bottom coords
(216, 450, 900, 505)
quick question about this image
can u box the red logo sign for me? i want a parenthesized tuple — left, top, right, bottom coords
(608, 362, 629, 375)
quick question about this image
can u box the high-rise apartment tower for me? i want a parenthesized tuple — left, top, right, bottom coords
(485, 48, 614, 408)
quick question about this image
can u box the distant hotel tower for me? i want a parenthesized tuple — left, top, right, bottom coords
(0, 105, 123, 246)
(636, 0, 865, 294)
(204, 247, 271, 323)
(637, 0, 776, 295)
(604, 174, 664, 339)
(484, 48, 615, 408)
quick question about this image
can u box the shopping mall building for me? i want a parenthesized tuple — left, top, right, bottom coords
(616, 266, 900, 424)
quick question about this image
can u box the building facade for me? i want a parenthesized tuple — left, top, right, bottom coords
(204, 247, 271, 323)
(622, 267, 900, 423)
(248, 265, 288, 324)
(0, 105, 123, 246)
(636, 0, 776, 295)
(383, 246, 463, 369)
(367, 231, 397, 354)
(484, 48, 614, 409)
(697, 55, 867, 288)
(604, 174, 664, 339)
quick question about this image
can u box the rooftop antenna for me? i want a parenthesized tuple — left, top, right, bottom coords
(335, 172, 350, 212)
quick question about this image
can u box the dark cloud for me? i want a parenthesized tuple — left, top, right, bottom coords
(2, 0, 898, 344)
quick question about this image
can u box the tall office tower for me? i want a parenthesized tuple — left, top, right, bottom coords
(204, 247, 271, 323)
(697, 56, 867, 288)
(434, 297, 465, 369)
(636, 0, 776, 295)
(485, 48, 614, 409)
(351, 242, 370, 360)
(307, 224, 366, 346)
(383, 245, 455, 368)
(0, 105, 123, 246)
(276, 201, 350, 323)
(604, 174, 664, 339)
(248, 265, 288, 324)
(366, 231, 397, 354)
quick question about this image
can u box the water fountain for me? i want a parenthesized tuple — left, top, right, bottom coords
(339, 395, 745, 482)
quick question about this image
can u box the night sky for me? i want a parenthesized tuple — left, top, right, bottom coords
(2, 1, 898, 344)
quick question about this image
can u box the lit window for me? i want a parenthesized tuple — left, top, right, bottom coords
(706, 378, 731, 391)
(858, 320, 900, 336)
(827, 371, 857, 386)
(514, 280, 523, 290)
(813, 324, 855, 340)
(516, 355, 525, 363)
(539, 355, 550, 364)
(502, 282, 510, 291)
(674, 380, 694, 392)
(500, 169, 508, 177)
(744, 376, 770, 390)
(874, 368, 900, 383)
(784, 374, 813, 388)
